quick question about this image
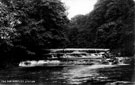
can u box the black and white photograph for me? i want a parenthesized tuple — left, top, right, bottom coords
(0, 0, 134, 85)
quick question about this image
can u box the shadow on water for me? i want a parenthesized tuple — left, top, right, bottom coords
(0, 64, 134, 85)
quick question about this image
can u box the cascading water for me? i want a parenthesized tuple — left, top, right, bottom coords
(117, 58, 125, 65)
(115, 57, 131, 65)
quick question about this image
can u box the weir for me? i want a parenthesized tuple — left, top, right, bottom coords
(19, 48, 132, 67)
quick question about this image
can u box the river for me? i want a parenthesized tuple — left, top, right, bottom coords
(0, 64, 134, 85)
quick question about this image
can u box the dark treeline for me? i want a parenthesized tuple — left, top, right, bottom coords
(0, 0, 134, 67)
(66, 0, 135, 56)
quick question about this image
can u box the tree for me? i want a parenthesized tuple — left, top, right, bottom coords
(0, 0, 69, 65)
(66, 0, 134, 56)
(0, 2, 21, 66)
(94, 0, 135, 56)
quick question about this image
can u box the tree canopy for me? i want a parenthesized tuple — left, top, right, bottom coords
(0, 0, 134, 67)
(0, 0, 69, 65)
(67, 0, 134, 56)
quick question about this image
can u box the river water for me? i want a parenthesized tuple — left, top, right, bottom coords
(0, 64, 134, 85)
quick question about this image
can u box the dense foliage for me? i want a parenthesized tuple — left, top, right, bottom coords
(0, 0, 134, 67)
(0, 0, 68, 66)
(67, 0, 134, 56)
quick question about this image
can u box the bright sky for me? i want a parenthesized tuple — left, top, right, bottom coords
(61, 0, 97, 19)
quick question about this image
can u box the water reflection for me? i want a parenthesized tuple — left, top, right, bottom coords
(61, 65, 118, 84)
(0, 64, 133, 85)
(62, 66, 98, 84)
